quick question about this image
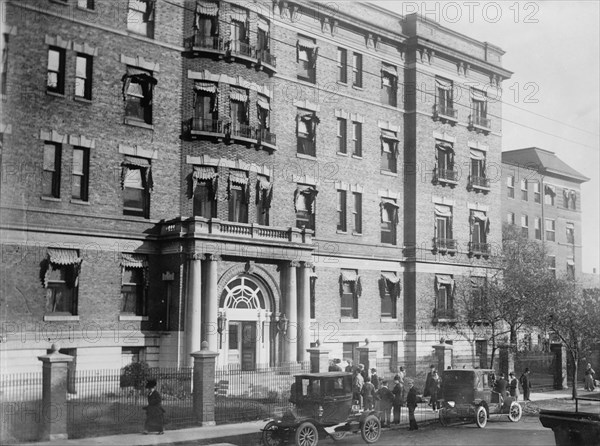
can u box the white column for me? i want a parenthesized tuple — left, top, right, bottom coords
(204, 254, 220, 352)
(186, 253, 203, 366)
(297, 262, 311, 362)
(284, 261, 299, 363)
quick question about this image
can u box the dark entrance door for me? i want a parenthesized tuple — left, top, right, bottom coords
(241, 322, 256, 371)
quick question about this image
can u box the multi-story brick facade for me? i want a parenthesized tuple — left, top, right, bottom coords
(1, 0, 512, 374)
(501, 148, 589, 281)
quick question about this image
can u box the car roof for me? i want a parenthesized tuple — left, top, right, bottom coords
(295, 372, 352, 379)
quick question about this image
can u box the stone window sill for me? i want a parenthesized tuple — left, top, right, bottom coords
(380, 170, 398, 177)
(46, 91, 66, 99)
(41, 196, 61, 202)
(74, 96, 92, 104)
(336, 151, 348, 157)
(44, 315, 80, 322)
(124, 118, 154, 130)
(70, 199, 90, 206)
(296, 153, 317, 161)
(119, 315, 149, 321)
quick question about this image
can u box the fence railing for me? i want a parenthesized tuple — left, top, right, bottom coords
(1, 372, 43, 443)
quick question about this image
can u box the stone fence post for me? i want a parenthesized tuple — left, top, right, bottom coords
(37, 344, 73, 441)
(307, 341, 330, 373)
(192, 341, 219, 426)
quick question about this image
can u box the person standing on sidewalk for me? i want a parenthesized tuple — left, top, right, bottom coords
(519, 368, 532, 401)
(392, 376, 404, 424)
(428, 370, 441, 411)
(143, 379, 165, 435)
(370, 368, 380, 389)
(584, 363, 596, 391)
(376, 380, 394, 427)
(406, 380, 419, 431)
(362, 376, 376, 410)
(508, 372, 520, 400)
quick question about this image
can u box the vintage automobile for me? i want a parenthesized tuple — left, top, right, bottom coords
(261, 372, 382, 446)
(438, 368, 523, 428)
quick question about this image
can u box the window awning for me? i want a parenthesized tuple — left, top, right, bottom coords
(569, 190, 577, 198)
(469, 149, 485, 160)
(257, 97, 270, 110)
(341, 270, 359, 282)
(123, 156, 150, 168)
(381, 64, 397, 76)
(380, 129, 398, 141)
(297, 37, 317, 49)
(435, 274, 454, 289)
(381, 272, 400, 284)
(434, 204, 452, 217)
(381, 198, 399, 208)
(567, 258, 575, 266)
(196, 1, 218, 16)
(566, 222, 574, 229)
(257, 175, 271, 191)
(229, 170, 248, 186)
(545, 185, 556, 196)
(471, 210, 488, 222)
(471, 89, 487, 101)
(230, 88, 247, 102)
(310, 270, 318, 279)
(436, 78, 452, 90)
(230, 9, 247, 22)
(121, 253, 148, 268)
(193, 165, 217, 181)
(436, 142, 454, 152)
(48, 248, 81, 265)
(194, 81, 217, 93)
(257, 17, 269, 32)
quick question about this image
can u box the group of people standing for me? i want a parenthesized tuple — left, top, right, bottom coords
(489, 368, 532, 401)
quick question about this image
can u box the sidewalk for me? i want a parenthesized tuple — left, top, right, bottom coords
(15, 389, 584, 446)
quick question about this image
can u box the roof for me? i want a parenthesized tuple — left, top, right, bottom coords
(295, 372, 351, 379)
(502, 148, 590, 183)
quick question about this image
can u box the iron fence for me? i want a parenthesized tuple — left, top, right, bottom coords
(1, 372, 43, 443)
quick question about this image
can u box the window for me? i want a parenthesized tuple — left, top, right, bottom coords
(566, 223, 575, 244)
(121, 253, 148, 316)
(228, 170, 248, 223)
(337, 118, 347, 154)
(337, 189, 347, 232)
(122, 159, 152, 218)
(435, 204, 453, 250)
(352, 192, 362, 234)
(507, 212, 515, 225)
(435, 141, 456, 182)
(195, 2, 219, 43)
(544, 185, 556, 206)
(78, 0, 95, 9)
(309, 269, 316, 319)
(534, 217, 542, 240)
(121, 347, 145, 367)
(380, 131, 398, 173)
(72, 147, 89, 201)
(470, 277, 486, 320)
(352, 52, 362, 87)
(470, 210, 489, 253)
(257, 95, 270, 131)
(521, 179, 528, 201)
(470, 149, 488, 188)
(533, 181, 541, 203)
(1, 34, 8, 96)
(343, 342, 359, 364)
(256, 175, 272, 226)
(297, 36, 317, 83)
(295, 185, 317, 232)
(383, 341, 398, 372)
(122, 67, 156, 125)
(521, 214, 529, 238)
(545, 219, 555, 241)
(47, 47, 66, 94)
(42, 248, 81, 316)
(563, 189, 577, 210)
(43, 142, 62, 198)
(380, 272, 400, 318)
(471, 89, 489, 127)
(380, 199, 398, 245)
(296, 110, 319, 157)
(547, 255, 556, 277)
(229, 87, 249, 137)
(340, 269, 359, 318)
(436, 77, 455, 117)
(337, 47, 347, 83)
(229, 11, 250, 55)
(435, 274, 454, 320)
(256, 18, 270, 55)
(74, 54, 93, 100)
(566, 258, 575, 280)
(381, 64, 397, 106)
(192, 166, 217, 219)
(507, 175, 515, 198)
(352, 121, 362, 157)
(194, 81, 218, 131)
(127, 0, 155, 38)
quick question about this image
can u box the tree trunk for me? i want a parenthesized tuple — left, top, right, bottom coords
(510, 325, 517, 346)
(569, 350, 578, 400)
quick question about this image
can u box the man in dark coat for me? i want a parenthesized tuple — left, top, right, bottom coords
(362, 376, 376, 410)
(423, 364, 435, 399)
(376, 380, 394, 427)
(329, 358, 343, 372)
(370, 368, 380, 389)
(520, 368, 532, 401)
(143, 379, 165, 434)
(406, 380, 419, 431)
(494, 373, 508, 399)
(508, 372, 519, 400)
(392, 377, 404, 424)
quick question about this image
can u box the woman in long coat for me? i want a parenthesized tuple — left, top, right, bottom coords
(584, 363, 596, 391)
(143, 379, 165, 434)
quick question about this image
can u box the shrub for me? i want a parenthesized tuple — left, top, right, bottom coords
(120, 361, 150, 390)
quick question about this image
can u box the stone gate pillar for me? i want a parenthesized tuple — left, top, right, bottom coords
(38, 344, 74, 441)
(550, 343, 568, 390)
(498, 344, 515, 378)
(356, 339, 378, 373)
(192, 342, 219, 426)
(433, 343, 453, 372)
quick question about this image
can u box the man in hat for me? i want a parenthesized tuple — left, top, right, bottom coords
(508, 372, 519, 400)
(143, 379, 165, 434)
(519, 368, 532, 401)
(376, 380, 394, 427)
(370, 368, 380, 390)
(406, 379, 419, 431)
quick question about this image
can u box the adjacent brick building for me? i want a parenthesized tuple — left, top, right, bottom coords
(1, 0, 516, 374)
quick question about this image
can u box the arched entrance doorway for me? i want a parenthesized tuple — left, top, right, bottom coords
(219, 274, 273, 370)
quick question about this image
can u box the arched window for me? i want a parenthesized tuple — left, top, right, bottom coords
(220, 276, 266, 309)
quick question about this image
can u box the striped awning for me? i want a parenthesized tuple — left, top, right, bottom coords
(381, 64, 397, 76)
(341, 270, 359, 282)
(381, 272, 400, 284)
(123, 156, 150, 167)
(470, 149, 485, 160)
(196, 1, 218, 16)
(434, 204, 452, 217)
(436, 78, 452, 90)
(121, 253, 148, 268)
(48, 248, 81, 265)
(435, 274, 454, 289)
(567, 258, 575, 266)
(229, 170, 248, 185)
(381, 198, 399, 208)
(257, 97, 270, 110)
(194, 82, 217, 93)
(257, 175, 271, 191)
(380, 129, 398, 140)
(193, 165, 217, 181)
(297, 37, 317, 49)
(471, 89, 487, 101)
(257, 17, 269, 32)
(230, 9, 247, 22)
(471, 210, 488, 222)
(436, 142, 454, 152)
(230, 88, 248, 102)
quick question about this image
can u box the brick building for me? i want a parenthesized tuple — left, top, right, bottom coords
(501, 148, 589, 281)
(1, 0, 512, 374)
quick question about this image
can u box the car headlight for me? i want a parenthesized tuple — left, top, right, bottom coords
(447, 401, 455, 408)
(318, 405, 324, 417)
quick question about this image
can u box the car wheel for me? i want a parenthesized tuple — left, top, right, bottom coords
(330, 431, 348, 441)
(262, 421, 283, 446)
(361, 414, 381, 444)
(475, 406, 487, 428)
(508, 401, 522, 422)
(295, 422, 318, 446)
(439, 408, 449, 426)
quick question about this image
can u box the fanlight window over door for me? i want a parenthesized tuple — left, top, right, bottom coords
(221, 276, 266, 309)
